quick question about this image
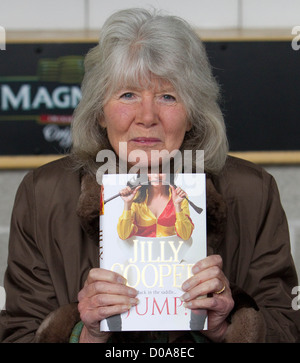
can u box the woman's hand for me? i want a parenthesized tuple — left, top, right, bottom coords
(170, 185, 187, 211)
(181, 255, 234, 342)
(77, 268, 138, 343)
(120, 185, 141, 209)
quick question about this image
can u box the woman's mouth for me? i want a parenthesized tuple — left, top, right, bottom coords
(130, 137, 162, 145)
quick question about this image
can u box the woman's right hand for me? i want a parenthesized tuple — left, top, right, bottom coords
(119, 186, 141, 208)
(77, 268, 138, 343)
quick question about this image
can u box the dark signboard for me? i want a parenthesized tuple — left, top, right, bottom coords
(0, 41, 299, 155)
(206, 41, 300, 152)
(0, 42, 93, 155)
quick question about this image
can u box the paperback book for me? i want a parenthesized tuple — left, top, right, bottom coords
(99, 173, 207, 331)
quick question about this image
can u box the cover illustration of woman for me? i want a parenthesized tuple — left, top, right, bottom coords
(117, 174, 194, 241)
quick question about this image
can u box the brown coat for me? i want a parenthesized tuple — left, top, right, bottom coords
(1, 156, 299, 342)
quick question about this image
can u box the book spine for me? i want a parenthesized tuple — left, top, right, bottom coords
(99, 224, 103, 263)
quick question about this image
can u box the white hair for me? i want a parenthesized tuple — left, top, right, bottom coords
(71, 8, 228, 175)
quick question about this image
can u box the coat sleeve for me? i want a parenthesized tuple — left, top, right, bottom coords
(0, 171, 59, 342)
(242, 173, 300, 342)
(117, 208, 138, 240)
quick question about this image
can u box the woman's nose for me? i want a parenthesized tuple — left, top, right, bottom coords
(136, 96, 158, 127)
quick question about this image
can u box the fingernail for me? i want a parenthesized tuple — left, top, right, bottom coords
(180, 292, 190, 301)
(128, 288, 138, 297)
(122, 305, 131, 311)
(117, 276, 127, 285)
(182, 281, 190, 291)
(183, 302, 192, 308)
(130, 298, 139, 305)
(193, 266, 200, 274)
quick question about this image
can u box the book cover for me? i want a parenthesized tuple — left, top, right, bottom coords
(99, 173, 207, 331)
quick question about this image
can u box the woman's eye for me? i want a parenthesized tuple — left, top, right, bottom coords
(162, 94, 176, 102)
(120, 92, 134, 99)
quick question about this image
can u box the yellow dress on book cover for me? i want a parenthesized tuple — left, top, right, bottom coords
(117, 189, 194, 241)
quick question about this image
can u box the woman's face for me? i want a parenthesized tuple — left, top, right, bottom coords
(147, 173, 167, 186)
(100, 79, 191, 169)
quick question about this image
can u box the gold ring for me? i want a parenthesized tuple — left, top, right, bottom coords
(215, 285, 226, 295)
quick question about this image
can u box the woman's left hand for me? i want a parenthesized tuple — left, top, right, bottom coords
(171, 185, 187, 207)
(181, 255, 234, 342)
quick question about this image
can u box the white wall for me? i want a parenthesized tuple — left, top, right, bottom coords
(0, 0, 300, 31)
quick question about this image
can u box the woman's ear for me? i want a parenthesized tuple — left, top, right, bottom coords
(98, 116, 107, 128)
(186, 119, 192, 132)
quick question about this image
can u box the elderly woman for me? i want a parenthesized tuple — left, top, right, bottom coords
(1, 8, 299, 343)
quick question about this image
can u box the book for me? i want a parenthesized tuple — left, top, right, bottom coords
(99, 173, 207, 331)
